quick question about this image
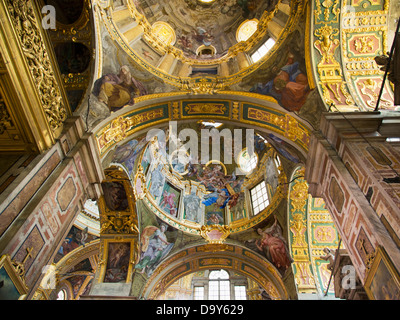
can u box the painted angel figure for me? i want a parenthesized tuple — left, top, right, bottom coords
(177, 34, 193, 52)
(201, 170, 244, 210)
(135, 224, 174, 276)
(192, 27, 214, 46)
(247, 215, 293, 272)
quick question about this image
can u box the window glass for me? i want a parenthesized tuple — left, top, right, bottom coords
(194, 286, 204, 300)
(250, 181, 270, 215)
(209, 269, 231, 300)
(238, 149, 258, 174)
(57, 289, 66, 300)
(251, 38, 276, 63)
(234, 285, 247, 300)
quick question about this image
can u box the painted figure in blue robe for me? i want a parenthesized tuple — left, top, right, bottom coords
(250, 57, 310, 112)
(202, 188, 230, 209)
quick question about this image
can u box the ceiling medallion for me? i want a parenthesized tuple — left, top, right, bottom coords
(152, 21, 176, 46)
(200, 224, 231, 244)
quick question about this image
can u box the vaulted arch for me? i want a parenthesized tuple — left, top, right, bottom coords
(140, 242, 289, 300)
(92, 94, 312, 162)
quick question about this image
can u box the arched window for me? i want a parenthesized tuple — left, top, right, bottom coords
(238, 148, 258, 174)
(208, 269, 230, 300)
(250, 180, 270, 215)
(56, 289, 67, 300)
(192, 270, 247, 300)
(251, 38, 275, 63)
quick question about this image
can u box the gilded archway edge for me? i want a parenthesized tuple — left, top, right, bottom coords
(141, 242, 289, 300)
(94, 93, 311, 160)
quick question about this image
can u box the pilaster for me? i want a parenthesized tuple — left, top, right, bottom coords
(305, 111, 400, 294)
(0, 116, 104, 298)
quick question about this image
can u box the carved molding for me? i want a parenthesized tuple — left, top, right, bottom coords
(5, 0, 68, 133)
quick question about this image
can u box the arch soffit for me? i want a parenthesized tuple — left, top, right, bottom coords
(55, 239, 100, 275)
(141, 242, 289, 300)
(92, 93, 312, 161)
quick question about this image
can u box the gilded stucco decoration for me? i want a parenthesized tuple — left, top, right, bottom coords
(97, 167, 140, 284)
(0, 254, 30, 299)
(94, 98, 311, 158)
(288, 166, 341, 297)
(98, 168, 139, 235)
(314, 24, 354, 106)
(0, 74, 33, 152)
(309, 0, 395, 111)
(6, 0, 68, 131)
(44, 0, 94, 113)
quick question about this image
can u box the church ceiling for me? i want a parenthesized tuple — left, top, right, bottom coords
(133, 0, 278, 59)
(106, 121, 298, 235)
(26, 0, 397, 300)
(0, 0, 396, 156)
(87, 0, 306, 97)
(95, 121, 301, 298)
(75, 0, 396, 128)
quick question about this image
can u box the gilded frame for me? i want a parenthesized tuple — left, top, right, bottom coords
(133, 164, 147, 200)
(364, 246, 400, 300)
(0, 255, 28, 300)
(98, 238, 137, 284)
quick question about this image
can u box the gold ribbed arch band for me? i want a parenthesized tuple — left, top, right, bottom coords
(93, 94, 311, 159)
(140, 243, 289, 300)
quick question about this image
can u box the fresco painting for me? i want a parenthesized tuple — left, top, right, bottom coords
(116, 125, 292, 233)
(159, 182, 181, 218)
(112, 136, 148, 175)
(245, 215, 293, 274)
(183, 190, 202, 223)
(104, 242, 131, 283)
(135, 223, 175, 277)
(102, 181, 129, 212)
(92, 65, 147, 112)
(55, 226, 98, 263)
(250, 54, 310, 112)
